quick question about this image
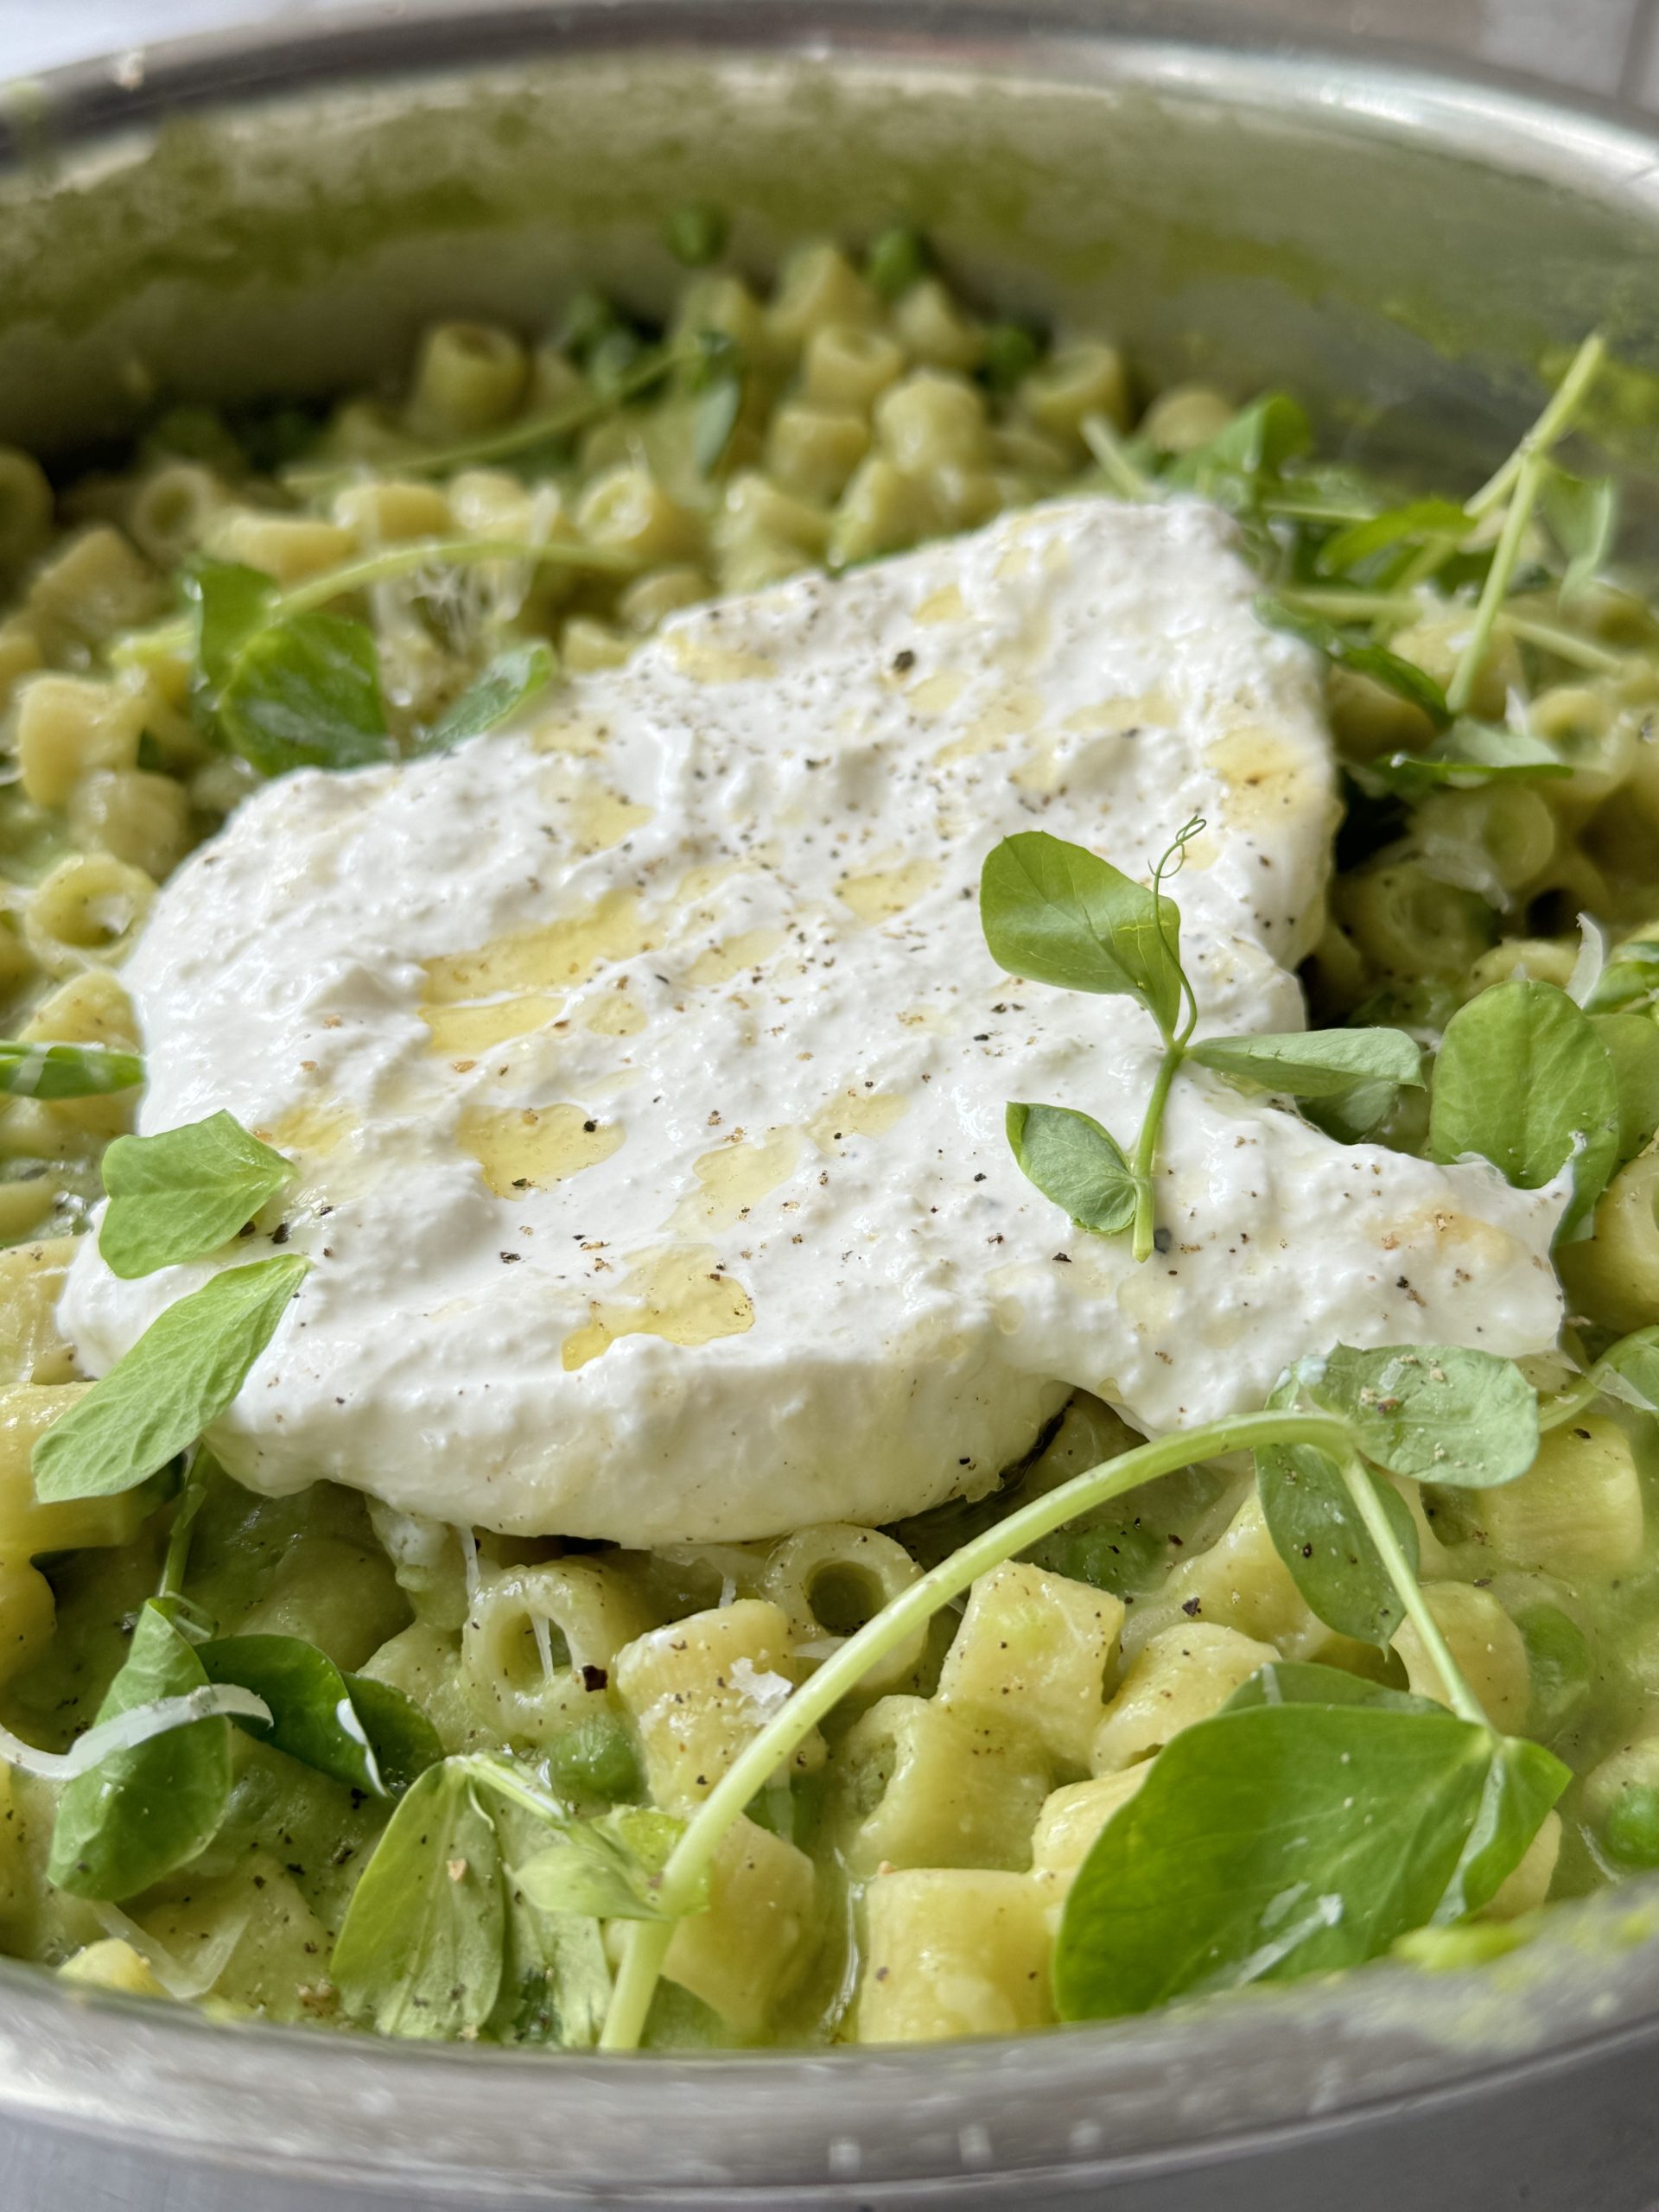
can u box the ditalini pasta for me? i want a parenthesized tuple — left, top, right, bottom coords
(0, 232, 1656, 2052)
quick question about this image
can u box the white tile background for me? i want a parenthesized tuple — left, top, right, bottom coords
(0, 0, 1655, 105)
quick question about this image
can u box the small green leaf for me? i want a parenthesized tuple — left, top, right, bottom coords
(1291, 1343, 1539, 1490)
(419, 642, 555, 756)
(217, 610, 391, 777)
(199, 1633, 442, 1799)
(1429, 978, 1620, 1235)
(662, 200, 730, 268)
(99, 1110, 295, 1280)
(1585, 940, 1659, 1017)
(0, 1040, 144, 1100)
(184, 558, 277, 693)
(47, 1600, 232, 1899)
(331, 1762, 506, 2039)
(1586, 1325, 1659, 1415)
(1224, 1659, 1440, 1716)
(1255, 598, 1452, 728)
(1005, 1101, 1137, 1235)
(1192, 1026, 1422, 1101)
(692, 376, 744, 477)
(1316, 499, 1471, 579)
(981, 830, 1184, 1032)
(1440, 1732, 1569, 1921)
(1593, 1010, 1659, 1165)
(33, 1254, 310, 1503)
(1170, 393, 1311, 491)
(1540, 465, 1617, 598)
(1052, 1700, 1558, 2019)
(1356, 721, 1572, 801)
(512, 1807, 697, 1923)
(1255, 1440, 1420, 1647)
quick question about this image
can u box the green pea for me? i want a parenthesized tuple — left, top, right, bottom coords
(548, 1712, 640, 1803)
(981, 321, 1046, 394)
(663, 201, 731, 270)
(865, 224, 930, 302)
(1603, 1782, 1659, 1868)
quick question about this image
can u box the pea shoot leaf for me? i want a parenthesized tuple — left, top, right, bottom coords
(1429, 978, 1620, 1236)
(1593, 1011, 1659, 1166)
(1052, 1699, 1566, 2019)
(1540, 466, 1617, 598)
(1255, 597, 1451, 728)
(981, 830, 1184, 1033)
(1441, 1731, 1570, 1922)
(1586, 1325, 1659, 1415)
(99, 1109, 295, 1280)
(47, 1600, 232, 1900)
(33, 1254, 310, 1503)
(693, 375, 744, 476)
(1356, 721, 1572, 802)
(1255, 1435, 1420, 1647)
(1586, 940, 1659, 1017)
(419, 641, 555, 756)
(0, 1040, 145, 1100)
(1166, 393, 1311, 511)
(1224, 1660, 1440, 1716)
(331, 1760, 507, 2040)
(216, 610, 391, 777)
(1192, 1026, 1422, 1101)
(185, 558, 276, 693)
(1315, 498, 1470, 581)
(1005, 1101, 1137, 1235)
(1286, 1343, 1539, 1490)
(512, 1807, 698, 1923)
(199, 1633, 442, 1800)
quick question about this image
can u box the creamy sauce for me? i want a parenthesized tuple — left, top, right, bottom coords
(60, 499, 1566, 1541)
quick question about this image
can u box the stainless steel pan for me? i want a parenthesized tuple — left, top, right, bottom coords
(5, 7, 1659, 2204)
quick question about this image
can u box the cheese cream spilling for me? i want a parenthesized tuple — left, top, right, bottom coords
(60, 499, 1567, 1541)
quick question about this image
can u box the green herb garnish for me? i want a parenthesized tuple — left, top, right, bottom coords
(418, 640, 556, 756)
(47, 1601, 238, 1900)
(981, 824, 1420, 1263)
(1428, 977, 1620, 1238)
(32, 1253, 310, 1503)
(198, 1633, 441, 1800)
(99, 1109, 295, 1279)
(591, 1338, 1567, 2050)
(0, 1041, 144, 1100)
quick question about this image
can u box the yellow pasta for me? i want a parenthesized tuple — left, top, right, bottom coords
(1458, 1415, 1643, 1573)
(765, 245, 880, 355)
(829, 1692, 1051, 1876)
(760, 1522, 923, 1696)
(660, 1816, 817, 2036)
(1029, 1765, 1148, 1878)
(1020, 340, 1130, 447)
(613, 1599, 810, 1815)
(462, 1559, 654, 1743)
(1392, 1583, 1530, 1731)
(1091, 1623, 1279, 1775)
(855, 1867, 1053, 2043)
(15, 674, 149, 809)
(406, 321, 530, 439)
(936, 1560, 1123, 1774)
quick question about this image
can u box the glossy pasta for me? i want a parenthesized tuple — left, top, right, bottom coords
(2, 234, 1659, 2052)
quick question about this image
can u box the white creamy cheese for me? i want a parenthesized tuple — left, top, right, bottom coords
(61, 499, 1567, 1541)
